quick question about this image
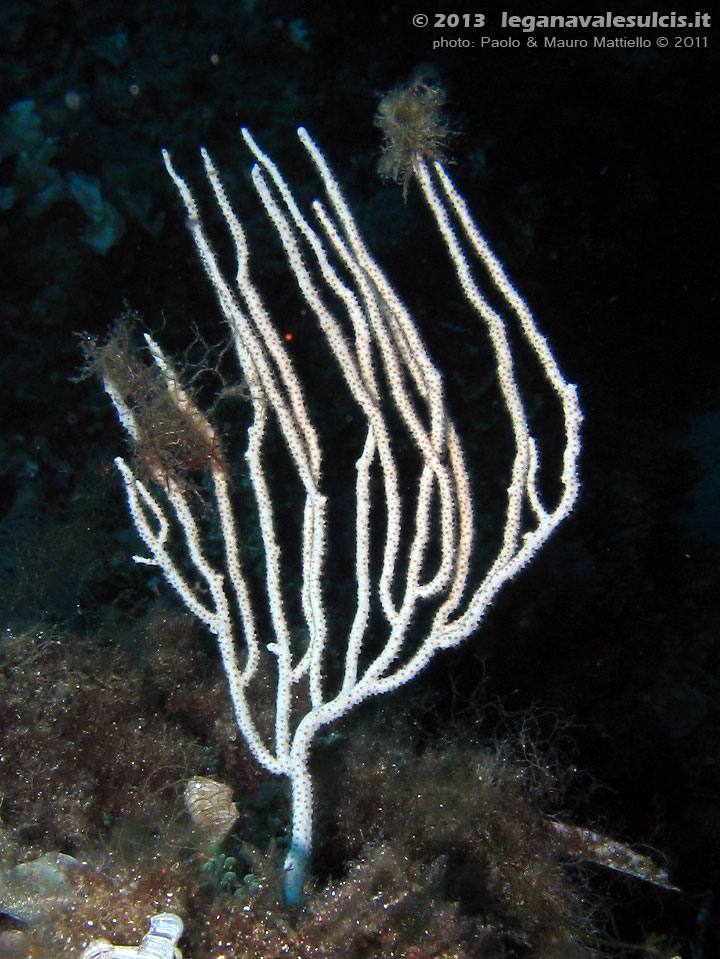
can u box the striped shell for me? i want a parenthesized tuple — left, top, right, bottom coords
(183, 776, 238, 845)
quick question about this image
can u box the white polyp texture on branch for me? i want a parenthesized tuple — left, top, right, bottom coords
(109, 125, 581, 903)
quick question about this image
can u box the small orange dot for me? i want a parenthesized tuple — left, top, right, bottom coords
(284, 332, 293, 342)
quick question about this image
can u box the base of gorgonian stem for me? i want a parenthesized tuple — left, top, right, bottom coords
(283, 842, 309, 904)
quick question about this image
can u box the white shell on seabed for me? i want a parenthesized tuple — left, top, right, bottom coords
(79, 911, 184, 958)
